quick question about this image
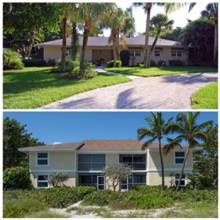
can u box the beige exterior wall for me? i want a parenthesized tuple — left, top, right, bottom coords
(43, 45, 188, 66)
(148, 147, 193, 171)
(129, 46, 188, 66)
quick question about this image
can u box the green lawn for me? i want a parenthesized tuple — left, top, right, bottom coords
(3, 67, 131, 109)
(105, 66, 218, 77)
(192, 82, 218, 109)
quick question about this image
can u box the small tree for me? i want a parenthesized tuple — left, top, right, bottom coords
(105, 164, 131, 192)
(49, 172, 69, 187)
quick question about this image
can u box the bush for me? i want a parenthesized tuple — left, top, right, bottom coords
(56, 60, 79, 73)
(138, 60, 156, 68)
(169, 59, 185, 66)
(188, 175, 214, 189)
(38, 186, 96, 208)
(3, 167, 31, 189)
(83, 63, 97, 79)
(157, 60, 166, 66)
(47, 59, 57, 66)
(49, 173, 69, 187)
(3, 48, 24, 70)
(107, 60, 122, 67)
(23, 58, 47, 67)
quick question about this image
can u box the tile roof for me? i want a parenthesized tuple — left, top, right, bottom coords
(38, 35, 184, 48)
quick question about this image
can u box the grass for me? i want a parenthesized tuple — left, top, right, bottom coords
(3, 67, 131, 109)
(191, 82, 218, 109)
(26, 210, 70, 218)
(105, 66, 218, 77)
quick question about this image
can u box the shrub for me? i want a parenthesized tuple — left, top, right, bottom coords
(49, 173, 69, 187)
(47, 59, 57, 66)
(107, 60, 122, 67)
(188, 175, 214, 189)
(157, 60, 166, 66)
(169, 59, 185, 66)
(57, 60, 80, 73)
(38, 186, 96, 208)
(139, 60, 156, 68)
(3, 167, 31, 189)
(83, 63, 97, 79)
(3, 48, 24, 70)
(23, 58, 47, 67)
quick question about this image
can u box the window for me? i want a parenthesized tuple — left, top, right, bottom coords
(78, 154, 105, 171)
(171, 50, 182, 57)
(175, 152, 185, 164)
(37, 175, 49, 188)
(129, 50, 141, 57)
(121, 173, 146, 190)
(154, 50, 160, 56)
(37, 153, 48, 165)
(175, 174, 186, 187)
(119, 154, 146, 170)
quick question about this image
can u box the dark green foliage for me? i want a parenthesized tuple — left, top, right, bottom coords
(157, 60, 166, 66)
(3, 48, 24, 70)
(3, 167, 32, 189)
(188, 175, 214, 189)
(23, 58, 47, 67)
(161, 27, 183, 41)
(4, 186, 96, 217)
(47, 59, 57, 66)
(83, 63, 98, 79)
(3, 117, 43, 169)
(169, 60, 184, 66)
(107, 60, 122, 67)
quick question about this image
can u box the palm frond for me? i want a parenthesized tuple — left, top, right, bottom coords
(137, 128, 155, 140)
(142, 136, 157, 150)
(164, 137, 183, 154)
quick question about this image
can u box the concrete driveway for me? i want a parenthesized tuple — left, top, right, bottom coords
(42, 73, 217, 109)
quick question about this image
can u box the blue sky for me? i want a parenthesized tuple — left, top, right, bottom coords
(4, 112, 218, 145)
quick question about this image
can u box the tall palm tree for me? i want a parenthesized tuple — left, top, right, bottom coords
(138, 112, 173, 190)
(201, 3, 218, 65)
(148, 14, 173, 67)
(164, 112, 212, 191)
(104, 7, 135, 64)
(68, 4, 81, 61)
(133, 3, 152, 68)
(79, 3, 113, 77)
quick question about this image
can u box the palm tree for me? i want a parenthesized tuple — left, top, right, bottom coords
(60, 4, 69, 72)
(68, 4, 81, 61)
(104, 7, 135, 64)
(201, 3, 218, 65)
(148, 14, 173, 67)
(79, 3, 113, 77)
(164, 112, 212, 191)
(138, 112, 173, 190)
(133, 3, 152, 68)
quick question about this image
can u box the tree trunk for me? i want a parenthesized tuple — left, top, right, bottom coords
(158, 138, 165, 190)
(148, 29, 160, 67)
(213, 22, 218, 65)
(71, 21, 78, 60)
(176, 147, 190, 191)
(115, 31, 120, 60)
(143, 3, 152, 68)
(80, 21, 90, 78)
(27, 31, 36, 59)
(61, 16, 67, 72)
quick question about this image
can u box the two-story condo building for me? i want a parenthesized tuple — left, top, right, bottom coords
(19, 140, 193, 190)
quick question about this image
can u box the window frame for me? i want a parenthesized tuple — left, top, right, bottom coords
(129, 49, 141, 57)
(37, 175, 49, 188)
(154, 50, 161, 57)
(175, 151, 185, 165)
(78, 154, 106, 171)
(171, 50, 182, 57)
(119, 154, 146, 170)
(36, 152, 49, 166)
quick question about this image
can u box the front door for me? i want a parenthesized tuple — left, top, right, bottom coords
(121, 178, 129, 192)
(97, 176, 105, 190)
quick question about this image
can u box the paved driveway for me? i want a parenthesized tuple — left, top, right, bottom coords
(42, 73, 217, 109)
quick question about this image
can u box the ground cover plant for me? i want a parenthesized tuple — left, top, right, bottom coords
(3, 67, 131, 109)
(191, 82, 218, 109)
(105, 66, 218, 77)
(4, 186, 96, 217)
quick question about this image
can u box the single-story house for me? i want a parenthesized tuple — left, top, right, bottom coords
(19, 140, 193, 190)
(38, 36, 188, 66)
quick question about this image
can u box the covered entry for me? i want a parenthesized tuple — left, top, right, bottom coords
(92, 49, 113, 65)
